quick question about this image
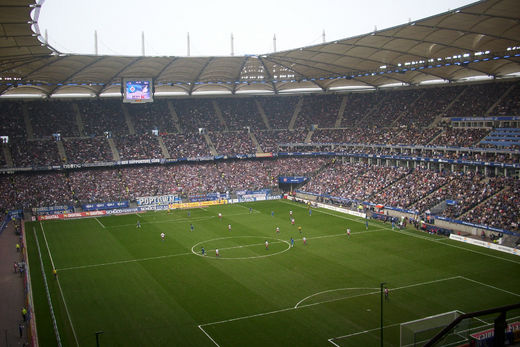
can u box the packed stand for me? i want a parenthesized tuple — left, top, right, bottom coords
(370, 168, 452, 210)
(397, 85, 465, 128)
(446, 82, 512, 118)
(210, 131, 257, 156)
(5, 173, 73, 209)
(302, 161, 408, 201)
(460, 178, 520, 232)
(217, 98, 266, 131)
(173, 98, 224, 133)
(69, 169, 127, 204)
(161, 133, 211, 158)
(356, 89, 422, 128)
(340, 92, 381, 127)
(78, 99, 129, 137)
(28, 100, 79, 138)
(63, 137, 113, 163)
(490, 82, 520, 116)
(257, 95, 297, 129)
(429, 128, 490, 147)
(126, 100, 177, 135)
(10, 139, 62, 167)
(255, 129, 308, 152)
(0, 101, 26, 138)
(114, 134, 163, 160)
(296, 95, 342, 129)
(310, 128, 439, 145)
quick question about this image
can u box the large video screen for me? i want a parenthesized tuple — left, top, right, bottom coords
(122, 78, 153, 103)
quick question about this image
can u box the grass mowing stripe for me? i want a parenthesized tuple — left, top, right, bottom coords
(199, 276, 461, 328)
(58, 230, 385, 271)
(284, 200, 520, 265)
(106, 215, 216, 229)
(57, 251, 194, 271)
(40, 222, 79, 347)
(32, 227, 63, 347)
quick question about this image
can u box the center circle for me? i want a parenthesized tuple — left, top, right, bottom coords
(191, 236, 291, 260)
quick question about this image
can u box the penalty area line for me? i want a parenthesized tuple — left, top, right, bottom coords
(198, 325, 221, 347)
(199, 276, 461, 328)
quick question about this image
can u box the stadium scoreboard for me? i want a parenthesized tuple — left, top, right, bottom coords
(122, 78, 153, 103)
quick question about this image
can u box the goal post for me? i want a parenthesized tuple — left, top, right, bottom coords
(400, 310, 464, 347)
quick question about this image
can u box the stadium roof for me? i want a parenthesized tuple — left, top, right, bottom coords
(1, 0, 520, 97)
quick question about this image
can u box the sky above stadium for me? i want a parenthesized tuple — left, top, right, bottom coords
(37, 0, 477, 57)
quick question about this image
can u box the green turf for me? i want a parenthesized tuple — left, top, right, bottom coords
(25, 200, 520, 346)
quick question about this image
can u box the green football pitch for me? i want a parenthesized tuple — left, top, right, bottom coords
(25, 200, 520, 346)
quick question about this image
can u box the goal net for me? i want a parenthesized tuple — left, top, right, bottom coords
(400, 310, 465, 347)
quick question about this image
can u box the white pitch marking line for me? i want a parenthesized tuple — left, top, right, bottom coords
(295, 287, 380, 308)
(393, 229, 520, 265)
(40, 222, 80, 346)
(281, 200, 380, 227)
(327, 338, 342, 347)
(60, 229, 382, 271)
(94, 217, 106, 229)
(328, 321, 403, 343)
(57, 251, 194, 271)
(199, 276, 461, 328)
(198, 325, 220, 347)
(459, 276, 520, 298)
(108, 215, 216, 229)
(286, 199, 520, 265)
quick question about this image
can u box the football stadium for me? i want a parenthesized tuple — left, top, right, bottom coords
(1, 1, 520, 346)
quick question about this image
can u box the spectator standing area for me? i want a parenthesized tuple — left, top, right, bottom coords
(0, 222, 29, 346)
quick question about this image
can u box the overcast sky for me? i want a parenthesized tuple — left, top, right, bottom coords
(36, 0, 477, 57)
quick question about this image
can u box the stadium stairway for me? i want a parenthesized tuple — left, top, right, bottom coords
(158, 136, 170, 158)
(255, 99, 272, 130)
(288, 97, 303, 130)
(334, 95, 348, 128)
(22, 104, 34, 140)
(249, 132, 263, 153)
(166, 101, 182, 133)
(484, 83, 516, 117)
(305, 129, 314, 143)
(212, 100, 228, 131)
(203, 133, 218, 156)
(366, 167, 414, 203)
(72, 103, 85, 136)
(457, 185, 510, 220)
(107, 137, 121, 161)
(56, 140, 67, 163)
(410, 177, 455, 213)
(355, 94, 386, 126)
(425, 129, 445, 145)
(121, 104, 136, 135)
(2, 142, 13, 167)
(391, 91, 424, 127)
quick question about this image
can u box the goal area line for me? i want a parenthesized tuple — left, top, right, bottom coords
(327, 276, 520, 346)
(197, 276, 462, 346)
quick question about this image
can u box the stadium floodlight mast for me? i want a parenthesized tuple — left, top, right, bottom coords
(95, 331, 104, 347)
(380, 282, 386, 347)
